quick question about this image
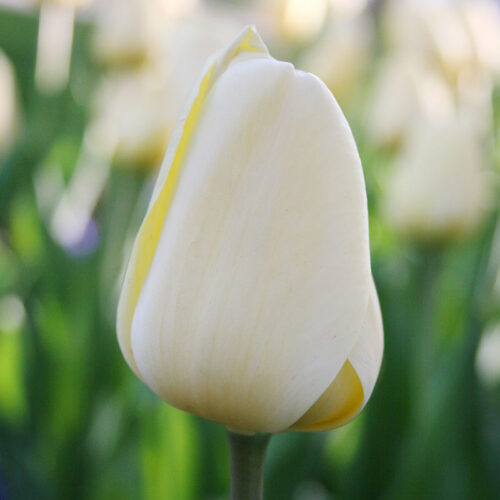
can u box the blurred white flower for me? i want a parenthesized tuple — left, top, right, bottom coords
(299, 14, 373, 107)
(365, 53, 454, 149)
(0, 50, 18, 154)
(382, 0, 500, 86)
(261, 0, 328, 45)
(35, 0, 94, 93)
(92, 68, 171, 167)
(384, 118, 489, 241)
(91, 0, 166, 66)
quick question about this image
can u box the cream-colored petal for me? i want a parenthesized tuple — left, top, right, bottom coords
(289, 360, 364, 432)
(116, 26, 269, 378)
(348, 280, 384, 408)
(291, 279, 383, 431)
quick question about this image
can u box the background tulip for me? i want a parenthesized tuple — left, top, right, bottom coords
(35, 0, 94, 93)
(299, 14, 374, 109)
(91, 0, 164, 67)
(117, 26, 382, 437)
(384, 118, 489, 241)
(365, 53, 454, 149)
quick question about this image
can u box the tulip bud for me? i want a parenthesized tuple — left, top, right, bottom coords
(92, 69, 171, 168)
(262, 0, 328, 45)
(117, 26, 383, 434)
(381, 0, 476, 85)
(365, 53, 454, 149)
(91, 0, 163, 67)
(299, 15, 374, 109)
(384, 118, 489, 242)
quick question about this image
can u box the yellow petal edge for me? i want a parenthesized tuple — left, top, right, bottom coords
(116, 26, 269, 375)
(290, 360, 364, 432)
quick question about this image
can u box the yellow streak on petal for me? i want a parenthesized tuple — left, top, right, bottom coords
(128, 28, 265, 321)
(118, 26, 270, 374)
(290, 360, 363, 432)
(232, 27, 267, 56)
(124, 63, 216, 346)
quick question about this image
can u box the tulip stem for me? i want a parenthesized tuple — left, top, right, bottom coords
(227, 430, 271, 500)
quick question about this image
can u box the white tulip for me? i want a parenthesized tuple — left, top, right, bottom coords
(382, 0, 475, 84)
(384, 118, 489, 241)
(382, 0, 500, 86)
(117, 26, 383, 434)
(365, 53, 454, 149)
(91, 0, 164, 66)
(261, 0, 328, 44)
(92, 69, 171, 167)
(298, 15, 374, 108)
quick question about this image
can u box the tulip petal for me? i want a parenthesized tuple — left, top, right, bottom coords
(116, 26, 268, 376)
(348, 281, 384, 408)
(121, 26, 371, 433)
(289, 360, 364, 432)
(290, 280, 383, 431)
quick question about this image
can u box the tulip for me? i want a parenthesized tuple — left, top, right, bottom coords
(92, 69, 171, 168)
(384, 118, 489, 242)
(35, 0, 93, 93)
(298, 14, 374, 109)
(381, 0, 475, 85)
(91, 0, 199, 68)
(117, 24, 382, 437)
(381, 0, 500, 87)
(261, 0, 329, 45)
(365, 53, 454, 149)
(91, 0, 164, 67)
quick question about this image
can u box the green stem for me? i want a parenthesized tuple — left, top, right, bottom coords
(226, 430, 271, 500)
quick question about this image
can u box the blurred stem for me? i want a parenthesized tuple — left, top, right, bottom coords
(227, 431, 271, 500)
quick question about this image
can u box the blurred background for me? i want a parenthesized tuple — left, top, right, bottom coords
(0, 0, 499, 498)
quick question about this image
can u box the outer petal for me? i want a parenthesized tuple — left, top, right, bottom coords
(116, 26, 268, 377)
(291, 280, 383, 431)
(119, 26, 371, 433)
